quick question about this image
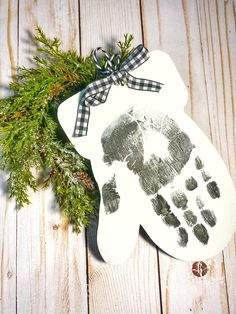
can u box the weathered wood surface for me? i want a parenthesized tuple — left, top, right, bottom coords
(0, 0, 236, 313)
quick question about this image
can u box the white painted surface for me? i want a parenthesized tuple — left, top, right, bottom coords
(58, 50, 236, 263)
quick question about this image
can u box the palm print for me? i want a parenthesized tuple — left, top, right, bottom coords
(101, 110, 220, 247)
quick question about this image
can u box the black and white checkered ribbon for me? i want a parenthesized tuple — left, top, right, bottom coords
(73, 44, 163, 137)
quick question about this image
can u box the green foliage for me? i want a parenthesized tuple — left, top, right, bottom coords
(0, 27, 134, 232)
(117, 33, 135, 63)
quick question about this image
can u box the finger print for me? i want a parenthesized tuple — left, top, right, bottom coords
(151, 194, 170, 216)
(177, 227, 188, 247)
(102, 175, 120, 214)
(207, 181, 221, 199)
(201, 170, 211, 182)
(171, 190, 188, 209)
(196, 196, 205, 209)
(195, 156, 204, 170)
(185, 176, 198, 191)
(164, 213, 181, 228)
(201, 210, 217, 227)
(183, 210, 198, 227)
(193, 224, 209, 245)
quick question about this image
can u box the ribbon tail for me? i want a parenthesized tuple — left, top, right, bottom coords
(126, 72, 163, 92)
(73, 102, 90, 137)
(73, 86, 112, 137)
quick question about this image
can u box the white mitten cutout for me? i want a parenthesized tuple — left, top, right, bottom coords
(58, 51, 236, 264)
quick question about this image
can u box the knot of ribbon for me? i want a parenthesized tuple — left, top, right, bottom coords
(73, 44, 163, 137)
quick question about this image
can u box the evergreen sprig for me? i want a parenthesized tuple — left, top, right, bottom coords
(0, 27, 134, 232)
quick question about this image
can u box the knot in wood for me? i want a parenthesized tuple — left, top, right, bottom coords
(192, 261, 208, 277)
(52, 224, 59, 230)
(7, 271, 13, 279)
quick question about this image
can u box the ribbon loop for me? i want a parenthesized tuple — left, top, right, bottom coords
(73, 45, 163, 137)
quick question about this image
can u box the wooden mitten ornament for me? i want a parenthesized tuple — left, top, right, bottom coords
(58, 46, 236, 264)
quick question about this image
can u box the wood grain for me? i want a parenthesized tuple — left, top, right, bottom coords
(0, 0, 236, 313)
(142, 0, 236, 313)
(16, 0, 87, 313)
(0, 0, 18, 313)
(87, 228, 162, 314)
(80, 1, 162, 313)
(79, 0, 143, 55)
(196, 1, 236, 312)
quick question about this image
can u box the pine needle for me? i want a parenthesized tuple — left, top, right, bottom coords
(0, 27, 134, 232)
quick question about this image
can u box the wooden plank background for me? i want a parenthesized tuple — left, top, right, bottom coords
(0, 0, 236, 313)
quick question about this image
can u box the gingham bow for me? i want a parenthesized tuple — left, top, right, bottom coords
(73, 45, 163, 137)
